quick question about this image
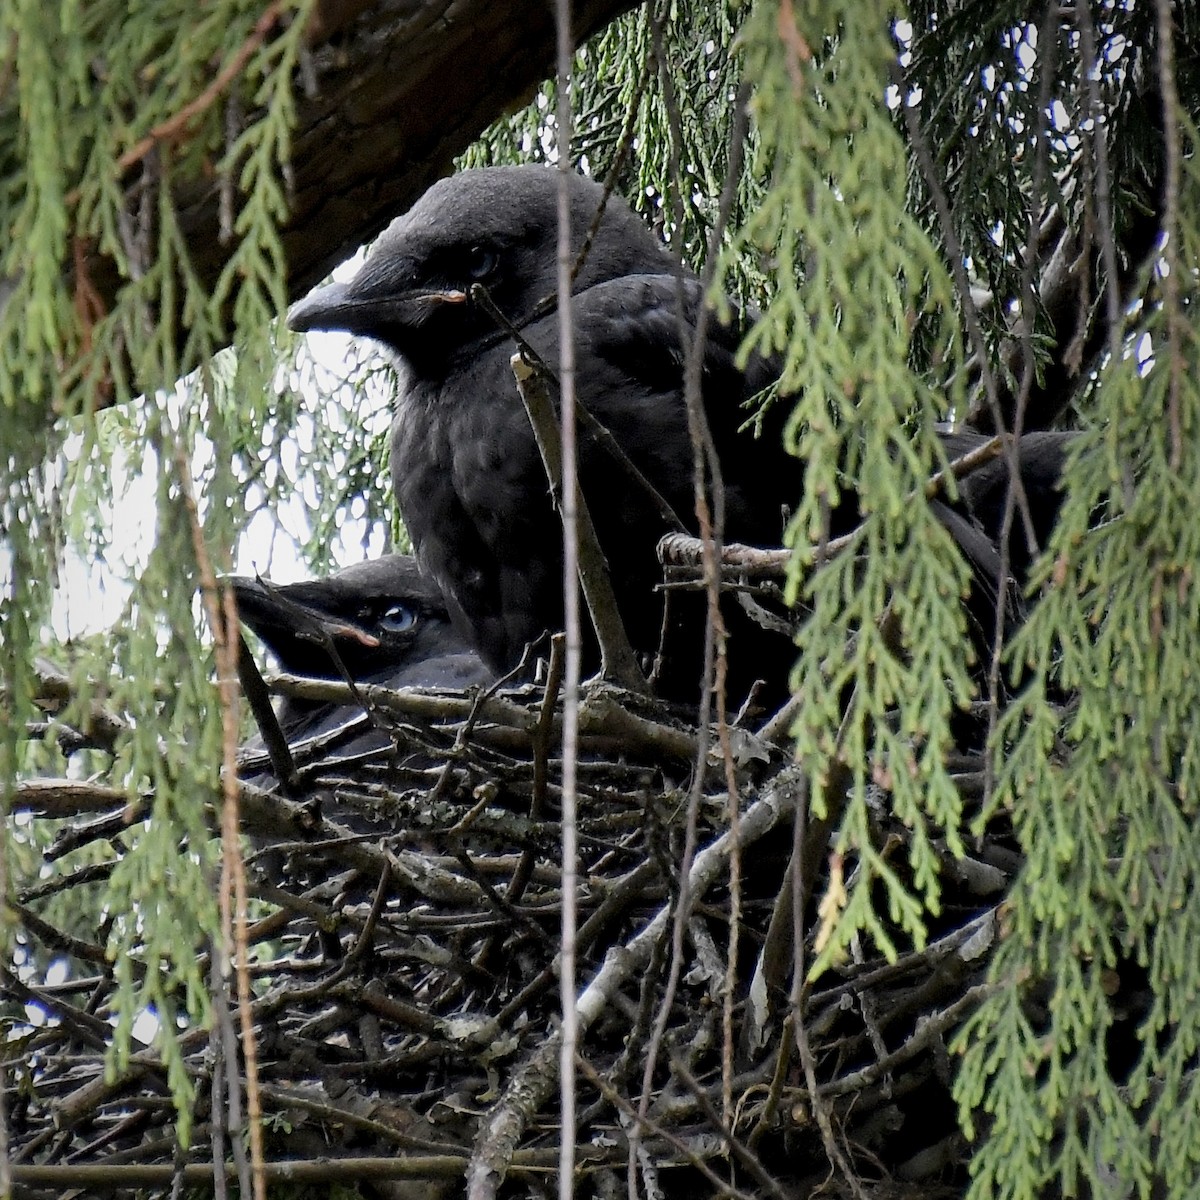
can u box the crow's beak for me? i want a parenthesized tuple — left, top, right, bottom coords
(287, 281, 355, 332)
(287, 280, 467, 336)
(227, 576, 381, 651)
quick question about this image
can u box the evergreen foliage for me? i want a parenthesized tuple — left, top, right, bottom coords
(956, 120, 1200, 1200)
(0, 0, 318, 1138)
(1, 0, 1197, 1196)
(738, 0, 975, 967)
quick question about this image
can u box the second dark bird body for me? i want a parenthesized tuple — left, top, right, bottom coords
(231, 556, 490, 870)
(289, 167, 1068, 701)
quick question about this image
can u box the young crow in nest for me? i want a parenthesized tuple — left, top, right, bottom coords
(232, 553, 490, 747)
(231, 554, 492, 855)
(289, 166, 1067, 707)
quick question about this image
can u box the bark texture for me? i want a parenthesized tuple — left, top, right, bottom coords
(280, 0, 641, 297)
(84, 0, 641, 329)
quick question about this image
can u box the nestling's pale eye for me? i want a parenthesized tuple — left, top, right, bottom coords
(378, 604, 418, 633)
(465, 245, 498, 280)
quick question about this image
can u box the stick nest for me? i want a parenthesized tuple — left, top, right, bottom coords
(8, 665, 1016, 1199)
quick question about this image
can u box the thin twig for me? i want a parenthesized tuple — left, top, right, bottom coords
(634, 21, 752, 1168)
(1072, 3, 1124, 366)
(817, 984, 996, 1098)
(471, 282, 686, 533)
(510, 353, 648, 693)
(889, 56, 1037, 560)
(507, 634, 566, 907)
(983, 0, 1060, 805)
(1153, 0, 1184, 471)
(577, 1055, 762, 1200)
(175, 439, 265, 1200)
(235, 634, 297, 794)
(668, 1055, 791, 1200)
(208, 957, 232, 1200)
(789, 786, 866, 1200)
(554, 10, 581, 1192)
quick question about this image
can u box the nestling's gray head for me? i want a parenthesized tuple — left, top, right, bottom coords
(230, 554, 481, 686)
(287, 165, 671, 371)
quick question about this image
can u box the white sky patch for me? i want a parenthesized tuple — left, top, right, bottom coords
(48, 429, 160, 642)
(1135, 331, 1155, 377)
(131, 1008, 161, 1046)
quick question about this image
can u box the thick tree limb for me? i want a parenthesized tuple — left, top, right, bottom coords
(81, 0, 642, 341)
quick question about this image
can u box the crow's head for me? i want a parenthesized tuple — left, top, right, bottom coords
(230, 554, 484, 687)
(287, 165, 670, 372)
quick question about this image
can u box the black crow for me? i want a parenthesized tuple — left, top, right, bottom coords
(289, 166, 800, 700)
(231, 554, 489, 746)
(288, 166, 1065, 703)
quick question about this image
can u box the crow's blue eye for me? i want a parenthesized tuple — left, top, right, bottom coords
(378, 604, 417, 633)
(466, 245, 497, 280)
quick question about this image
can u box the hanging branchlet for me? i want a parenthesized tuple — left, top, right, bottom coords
(733, 0, 975, 974)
